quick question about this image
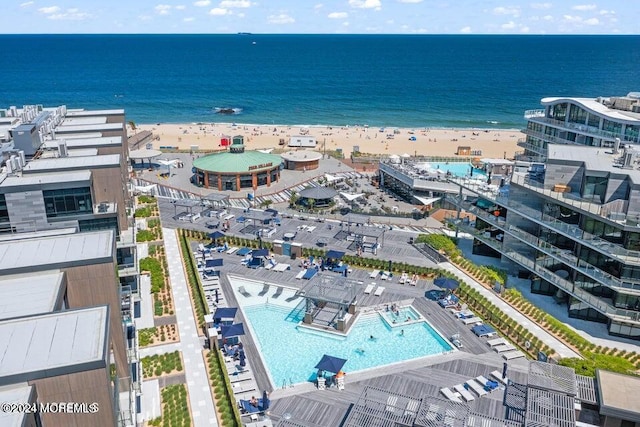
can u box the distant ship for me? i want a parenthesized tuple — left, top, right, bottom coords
(237, 32, 252, 35)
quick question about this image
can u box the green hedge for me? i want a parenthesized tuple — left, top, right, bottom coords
(559, 352, 637, 377)
(415, 233, 460, 257)
(179, 231, 209, 331)
(139, 327, 157, 347)
(207, 351, 242, 427)
(135, 206, 152, 218)
(140, 257, 165, 293)
(138, 195, 156, 204)
(148, 384, 191, 427)
(142, 350, 183, 379)
(136, 229, 156, 242)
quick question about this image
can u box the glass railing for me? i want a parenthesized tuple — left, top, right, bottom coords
(527, 115, 640, 144)
(447, 195, 640, 292)
(447, 215, 639, 320)
(524, 109, 545, 119)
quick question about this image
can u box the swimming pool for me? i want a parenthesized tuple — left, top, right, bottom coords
(379, 305, 422, 327)
(231, 278, 453, 387)
(420, 162, 485, 177)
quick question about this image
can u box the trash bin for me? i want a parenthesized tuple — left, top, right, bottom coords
(291, 252, 297, 260)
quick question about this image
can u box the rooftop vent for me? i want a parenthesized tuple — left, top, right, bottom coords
(58, 140, 68, 158)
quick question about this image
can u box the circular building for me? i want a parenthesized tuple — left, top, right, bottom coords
(193, 143, 282, 191)
(281, 150, 322, 171)
(298, 186, 338, 207)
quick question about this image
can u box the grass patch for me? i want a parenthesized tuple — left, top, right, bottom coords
(142, 351, 183, 379)
(148, 384, 191, 427)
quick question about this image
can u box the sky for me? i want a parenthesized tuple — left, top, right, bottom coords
(2, 0, 637, 35)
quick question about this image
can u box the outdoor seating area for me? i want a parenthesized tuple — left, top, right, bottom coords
(440, 374, 500, 403)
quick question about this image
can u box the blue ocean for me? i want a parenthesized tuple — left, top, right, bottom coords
(1, 34, 638, 128)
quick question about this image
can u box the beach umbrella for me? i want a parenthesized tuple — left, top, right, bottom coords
(221, 323, 245, 339)
(314, 354, 347, 374)
(434, 277, 460, 290)
(239, 349, 246, 367)
(209, 230, 226, 240)
(502, 362, 508, 379)
(215, 288, 219, 304)
(262, 390, 270, 411)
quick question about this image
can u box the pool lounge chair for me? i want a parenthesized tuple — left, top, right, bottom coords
(493, 344, 516, 353)
(465, 379, 488, 396)
(303, 268, 317, 280)
(296, 269, 306, 280)
(238, 399, 261, 414)
(272, 286, 283, 299)
(226, 246, 239, 254)
(238, 286, 252, 297)
(369, 269, 380, 278)
(476, 375, 498, 391)
(403, 399, 420, 417)
(258, 283, 270, 296)
(385, 396, 398, 413)
(364, 283, 375, 294)
(399, 272, 409, 284)
(264, 259, 277, 270)
(232, 382, 256, 395)
(487, 337, 508, 347)
(490, 370, 509, 385)
(380, 271, 390, 280)
(453, 384, 475, 402)
(374, 286, 385, 296)
(440, 387, 463, 403)
(502, 350, 525, 360)
(461, 316, 482, 325)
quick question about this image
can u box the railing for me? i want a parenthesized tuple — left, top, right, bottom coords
(524, 109, 546, 119)
(446, 215, 640, 322)
(526, 115, 640, 145)
(520, 128, 588, 147)
(447, 196, 640, 295)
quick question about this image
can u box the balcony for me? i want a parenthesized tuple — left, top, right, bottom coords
(524, 109, 546, 119)
(446, 195, 640, 295)
(446, 215, 640, 323)
(526, 115, 640, 145)
(520, 128, 587, 148)
(94, 201, 117, 215)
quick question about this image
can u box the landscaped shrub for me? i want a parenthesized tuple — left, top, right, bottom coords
(140, 257, 165, 293)
(135, 206, 152, 218)
(139, 195, 156, 204)
(139, 327, 157, 347)
(142, 351, 183, 379)
(148, 384, 191, 427)
(136, 229, 156, 242)
(179, 231, 208, 331)
(415, 233, 461, 257)
(559, 352, 637, 377)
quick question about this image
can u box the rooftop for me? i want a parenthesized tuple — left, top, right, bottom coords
(546, 143, 640, 183)
(0, 305, 109, 385)
(0, 384, 34, 427)
(60, 116, 107, 126)
(39, 147, 99, 158)
(22, 153, 121, 173)
(54, 122, 124, 133)
(541, 96, 640, 123)
(0, 170, 92, 191)
(0, 229, 115, 275)
(193, 149, 281, 173)
(41, 136, 122, 149)
(281, 150, 322, 162)
(597, 369, 640, 422)
(0, 271, 65, 320)
(65, 108, 125, 117)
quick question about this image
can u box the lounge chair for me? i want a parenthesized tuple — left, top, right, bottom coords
(272, 286, 283, 299)
(487, 337, 508, 347)
(403, 399, 420, 417)
(385, 396, 398, 413)
(440, 387, 463, 403)
(493, 344, 516, 353)
(285, 293, 300, 302)
(303, 269, 317, 280)
(232, 382, 256, 395)
(264, 259, 277, 270)
(364, 283, 375, 294)
(258, 283, 270, 296)
(399, 272, 409, 284)
(273, 263, 291, 272)
(238, 400, 260, 414)
(476, 375, 498, 391)
(465, 379, 488, 396)
(502, 351, 525, 360)
(374, 286, 385, 296)
(296, 269, 306, 280)
(369, 269, 380, 278)
(238, 286, 252, 297)
(461, 316, 482, 325)
(380, 271, 390, 280)
(453, 384, 475, 402)
(490, 370, 509, 385)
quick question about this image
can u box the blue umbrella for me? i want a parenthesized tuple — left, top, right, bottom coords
(434, 277, 460, 290)
(502, 362, 508, 379)
(314, 354, 347, 374)
(239, 349, 246, 367)
(209, 230, 226, 240)
(262, 390, 270, 410)
(221, 323, 245, 338)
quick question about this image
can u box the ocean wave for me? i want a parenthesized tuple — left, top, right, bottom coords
(214, 107, 243, 115)
(486, 120, 499, 124)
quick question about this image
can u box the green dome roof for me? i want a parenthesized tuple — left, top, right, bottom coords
(193, 150, 282, 174)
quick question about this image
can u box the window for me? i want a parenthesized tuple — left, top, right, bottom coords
(0, 194, 8, 222)
(582, 176, 607, 203)
(550, 103, 567, 121)
(568, 104, 587, 124)
(43, 187, 93, 218)
(603, 119, 622, 134)
(587, 113, 600, 128)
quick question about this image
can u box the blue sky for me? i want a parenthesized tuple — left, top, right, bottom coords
(2, 0, 636, 34)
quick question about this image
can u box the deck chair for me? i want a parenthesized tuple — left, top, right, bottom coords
(453, 384, 475, 402)
(258, 283, 270, 296)
(296, 269, 306, 279)
(403, 399, 420, 417)
(369, 269, 380, 278)
(272, 286, 283, 299)
(285, 293, 300, 302)
(385, 396, 398, 413)
(238, 286, 252, 297)
(440, 387, 462, 403)
(364, 283, 375, 294)
(374, 286, 385, 296)
(490, 370, 509, 386)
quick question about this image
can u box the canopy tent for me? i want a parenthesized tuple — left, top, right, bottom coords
(134, 184, 157, 195)
(221, 323, 245, 338)
(314, 354, 347, 374)
(434, 277, 459, 290)
(340, 192, 364, 202)
(326, 250, 345, 260)
(208, 231, 226, 240)
(252, 248, 269, 258)
(324, 173, 342, 183)
(213, 307, 237, 320)
(205, 258, 223, 268)
(299, 186, 338, 200)
(413, 196, 441, 206)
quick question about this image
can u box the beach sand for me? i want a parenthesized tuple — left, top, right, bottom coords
(134, 123, 523, 159)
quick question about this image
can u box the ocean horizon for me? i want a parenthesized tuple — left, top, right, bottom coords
(1, 34, 639, 128)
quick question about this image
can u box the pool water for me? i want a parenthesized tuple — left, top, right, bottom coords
(424, 162, 485, 177)
(242, 303, 453, 387)
(380, 306, 422, 326)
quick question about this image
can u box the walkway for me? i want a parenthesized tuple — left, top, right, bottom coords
(438, 262, 581, 359)
(164, 228, 219, 426)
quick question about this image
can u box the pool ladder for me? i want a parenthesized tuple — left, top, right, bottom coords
(281, 378, 295, 389)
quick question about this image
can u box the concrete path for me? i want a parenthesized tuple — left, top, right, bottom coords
(438, 262, 581, 359)
(164, 227, 219, 426)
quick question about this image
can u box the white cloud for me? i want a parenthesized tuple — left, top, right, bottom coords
(543, 14, 554, 21)
(459, 26, 472, 33)
(237, 12, 245, 17)
(175, 5, 186, 10)
(183, 16, 195, 21)
(562, 14, 581, 23)
(193, 0, 210, 6)
(328, 12, 348, 19)
(397, 0, 423, 3)
(501, 21, 516, 29)
(314, 3, 323, 9)
(349, 0, 382, 9)
(20, 1, 34, 7)
(139, 15, 152, 21)
(209, 7, 228, 15)
(38, 6, 61, 14)
(155, 4, 172, 15)
(530, 2, 551, 9)
(584, 17, 599, 25)
(520, 26, 530, 32)
(572, 4, 596, 11)
(268, 14, 295, 24)
(493, 6, 520, 17)
(599, 9, 615, 15)
(48, 8, 91, 20)
(219, 0, 251, 7)
(343, 21, 349, 26)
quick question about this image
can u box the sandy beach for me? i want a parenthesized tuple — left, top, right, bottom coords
(134, 123, 523, 159)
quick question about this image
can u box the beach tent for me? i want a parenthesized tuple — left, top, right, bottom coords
(434, 277, 459, 290)
(324, 173, 342, 183)
(221, 323, 245, 339)
(314, 354, 347, 374)
(340, 192, 364, 202)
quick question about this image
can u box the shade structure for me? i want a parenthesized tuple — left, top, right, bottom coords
(265, 208, 278, 216)
(221, 323, 245, 338)
(213, 307, 237, 320)
(252, 248, 269, 257)
(326, 250, 345, 260)
(314, 354, 347, 374)
(209, 230, 226, 240)
(205, 258, 223, 268)
(434, 277, 460, 290)
(299, 186, 338, 200)
(471, 324, 496, 337)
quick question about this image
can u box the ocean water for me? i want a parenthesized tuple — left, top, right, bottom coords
(1, 34, 639, 128)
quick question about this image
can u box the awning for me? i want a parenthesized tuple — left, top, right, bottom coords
(434, 277, 459, 290)
(414, 196, 441, 206)
(252, 249, 269, 257)
(314, 354, 347, 374)
(205, 258, 223, 268)
(221, 323, 245, 338)
(213, 307, 238, 319)
(340, 192, 364, 202)
(326, 250, 345, 260)
(324, 173, 342, 183)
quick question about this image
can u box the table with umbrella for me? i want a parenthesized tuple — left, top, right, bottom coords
(433, 277, 460, 290)
(314, 354, 348, 390)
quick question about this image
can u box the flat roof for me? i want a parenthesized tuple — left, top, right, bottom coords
(193, 150, 282, 173)
(42, 136, 122, 149)
(0, 384, 34, 427)
(541, 97, 640, 123)
(22, 154, 120, 173)
(597, 370, 640, 422)
(0, 170, 92, 191)
(0, 271, 65, 321)
(0, 229, 114, 275)
(54, 123, 124, 133)
(40, 148, 99, 158)
(281, 150, 323, 162)
(65, 109, 125, 117)
(0, 305, 109, 385)
(61, 116, 107, 126)
(547, 143, 640, 183)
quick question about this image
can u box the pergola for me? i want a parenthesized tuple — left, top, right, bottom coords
(202, 193, 230, 208)
(298, 186, 338, 207)
(239, 209, 276, 236)
(335, 215, 386, 253)
(129, 148, 162, 168)
(171, 198, 201, 218)
(299, 274, 359, 331)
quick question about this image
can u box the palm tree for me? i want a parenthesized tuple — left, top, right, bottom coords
(128, 121, 137, 135)
(289, 191, 298, 208)
(307, 198, 316, 212)
(260, 199, 273, 209)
